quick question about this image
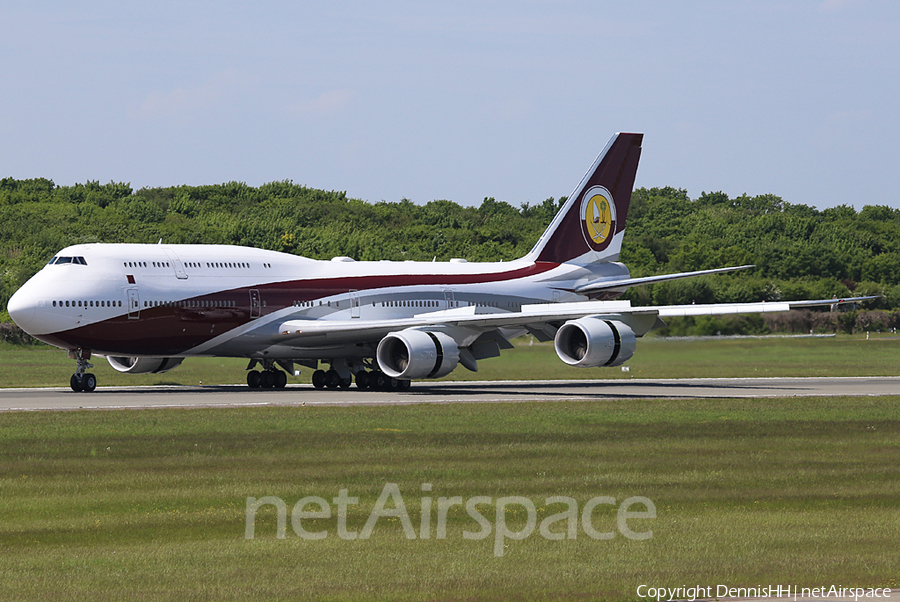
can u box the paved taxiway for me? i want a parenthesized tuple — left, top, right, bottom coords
(1, 376, 898, 411)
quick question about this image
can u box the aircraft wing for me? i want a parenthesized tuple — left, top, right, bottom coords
(274, 295, 877, 345)
(651, 296, 876, 317)
(574, 265, 756, 295)
(275, 300, 644, 344)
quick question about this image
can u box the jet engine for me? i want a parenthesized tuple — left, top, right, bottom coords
(376, 330, 460, 379)
(554, 318, 636, 367)
(106, 356, 185, 374)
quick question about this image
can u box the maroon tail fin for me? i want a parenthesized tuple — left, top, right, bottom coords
(526, 132, 642, 264)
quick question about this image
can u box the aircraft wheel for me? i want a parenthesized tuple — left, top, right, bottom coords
(70, 374, 83, 392)
(247, 370, 261, 388)
(355, 371, 369, 389)
(82, 373, 97, 392)
(312, 370, 326, 389)
(398, 379, 411, 391)
(274, 370, 287, 389)
(260, 370, 275, 388)
(324, 369, 340, 389)
(372, 371, 387, 391)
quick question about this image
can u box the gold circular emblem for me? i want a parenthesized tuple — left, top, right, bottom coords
(584, 193, 612, 244)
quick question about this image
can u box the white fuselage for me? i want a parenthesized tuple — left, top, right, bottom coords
(8, 243, 629, 360)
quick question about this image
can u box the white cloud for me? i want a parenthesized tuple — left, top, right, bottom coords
(133, 70, 256, 122)
(287, 89, 353, 117)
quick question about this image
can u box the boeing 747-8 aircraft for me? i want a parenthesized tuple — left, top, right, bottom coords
(7, 133, 866, 392)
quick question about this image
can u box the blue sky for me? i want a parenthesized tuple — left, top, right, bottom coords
(2, 1, 897, 210)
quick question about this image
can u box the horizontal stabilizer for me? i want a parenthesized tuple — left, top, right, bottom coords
(575, 265, 756, 295)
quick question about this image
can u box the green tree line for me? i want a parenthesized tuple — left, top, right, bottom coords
(2, 178, 898, 335)
(619, 187, 899, 311)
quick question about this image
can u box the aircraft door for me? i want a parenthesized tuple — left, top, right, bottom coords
(350, 289, 360, 318)
(127, 288, 141, 319)
(443, 289, 457, 309)
(249, 289, 261, 318)
(163, 249, 188, 279)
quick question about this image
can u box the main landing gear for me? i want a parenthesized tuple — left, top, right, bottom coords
(246, 368, 288, 389)
(245, 358, 293, 389)
(244, 358, 413, 392)
(68, 348, 97, 392)
(312, 369, 411, 392)
(311, 368, 351, 389)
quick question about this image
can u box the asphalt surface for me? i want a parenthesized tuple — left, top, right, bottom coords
(1, 376, 899, 411)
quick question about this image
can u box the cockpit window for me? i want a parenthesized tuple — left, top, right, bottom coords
(49, 256, 87, 265)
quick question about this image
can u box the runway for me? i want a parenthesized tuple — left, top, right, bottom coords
(1, 376, 898, 411)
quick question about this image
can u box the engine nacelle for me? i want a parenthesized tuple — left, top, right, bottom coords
(554, 318, 636, 367)
(376, 330, 460, 379)
(106, 356, 184, 374)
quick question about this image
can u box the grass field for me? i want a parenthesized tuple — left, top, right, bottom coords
(2, 332, 900, 388)
(1, 336, 898, 600)
(0, 398, 900, 600)
(1, 396, 898, 600)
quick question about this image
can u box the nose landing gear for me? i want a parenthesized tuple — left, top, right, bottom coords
(68, 348, 97, 392)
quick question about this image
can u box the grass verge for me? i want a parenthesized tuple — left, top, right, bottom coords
(1, 397, 898, 600)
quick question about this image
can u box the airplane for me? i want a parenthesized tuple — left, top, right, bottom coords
(6, 132, 871, 392)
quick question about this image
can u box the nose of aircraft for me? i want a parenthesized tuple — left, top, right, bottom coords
(7, 287, 36, 333)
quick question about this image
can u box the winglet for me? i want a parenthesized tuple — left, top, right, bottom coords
(525, 132, 643, 265)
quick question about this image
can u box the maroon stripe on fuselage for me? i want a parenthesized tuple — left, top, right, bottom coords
(41, 261, 560, 356)
(251, 261, 559, 302)
(35, 305, 248, 356)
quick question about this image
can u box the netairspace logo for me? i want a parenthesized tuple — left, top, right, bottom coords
(245, 482, 656, 557)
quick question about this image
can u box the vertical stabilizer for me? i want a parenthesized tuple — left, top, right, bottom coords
(526, 132, 642, 264)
